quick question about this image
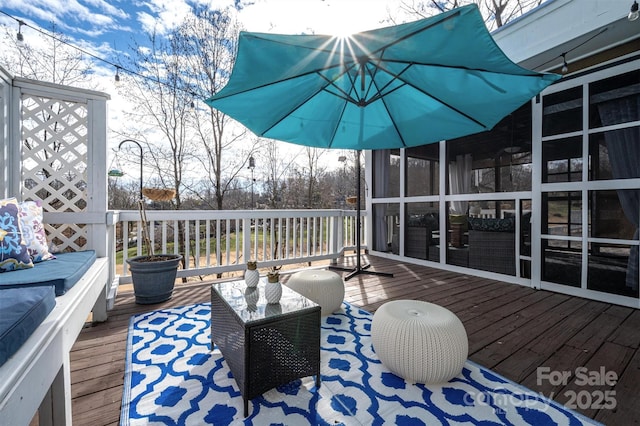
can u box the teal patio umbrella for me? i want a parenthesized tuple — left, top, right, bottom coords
(206, 4, 560, 279)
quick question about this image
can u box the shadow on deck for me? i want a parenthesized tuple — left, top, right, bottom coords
(70, 254, 639, 425)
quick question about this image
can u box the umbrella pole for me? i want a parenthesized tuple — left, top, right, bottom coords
(331, 150, 393, 281)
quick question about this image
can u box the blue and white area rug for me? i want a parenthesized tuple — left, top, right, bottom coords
(121, 302, 600, 425)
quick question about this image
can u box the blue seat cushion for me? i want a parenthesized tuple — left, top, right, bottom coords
(0, 250, 96, 296)
(0, 286, 56, 367)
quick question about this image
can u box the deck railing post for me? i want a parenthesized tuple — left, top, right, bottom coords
(105, 210, 119, 311)
(114, 209, 359, 282)
(330, 215, 340, 265)
(242, 217, 252, 263)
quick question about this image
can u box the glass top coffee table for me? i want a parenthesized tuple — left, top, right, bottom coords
(210, 279, 321, 417)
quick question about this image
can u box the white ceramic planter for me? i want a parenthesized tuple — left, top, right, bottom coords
(265, 281, 282, 304)
(245, 268, 259, 288)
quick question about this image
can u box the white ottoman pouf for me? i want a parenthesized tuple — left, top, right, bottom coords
(371, 300, 468, 384)
(286, 270, 345, 316)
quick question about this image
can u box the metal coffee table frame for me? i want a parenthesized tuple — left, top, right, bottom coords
(211, 279, 321, 417)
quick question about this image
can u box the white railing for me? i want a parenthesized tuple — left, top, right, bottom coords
(114, 209, 364, 283)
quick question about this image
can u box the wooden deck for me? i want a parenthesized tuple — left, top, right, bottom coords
(70, 254, 639, 425)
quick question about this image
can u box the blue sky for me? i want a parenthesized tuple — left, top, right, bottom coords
(0, 0, 405, 120)
(0, 0, 404, 168)
(0, 0, 400, 70)
(1, 0, 155, 62)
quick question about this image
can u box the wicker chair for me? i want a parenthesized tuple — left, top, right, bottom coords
(404, 213, 439, 260)
(468, 230, 516, 275)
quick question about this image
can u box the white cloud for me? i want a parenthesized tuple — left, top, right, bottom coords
(85, 0, 129, 20)
(2, 0, 127, 41)
(136, 11, 158, 34)
(136, 0, 193, 35)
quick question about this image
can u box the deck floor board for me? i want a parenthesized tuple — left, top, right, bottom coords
(68, 254, 638, 424)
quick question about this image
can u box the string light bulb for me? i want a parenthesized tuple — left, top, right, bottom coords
(114, 67, 121, 85)
(629, 1, 639, 21)
(561, 54, 569, 74)
(16, 20, 25, 45)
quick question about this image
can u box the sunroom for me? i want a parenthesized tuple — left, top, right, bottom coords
(366, 0, 640, 309)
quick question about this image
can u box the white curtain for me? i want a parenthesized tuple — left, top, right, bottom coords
(449, 154, 472, 215)
(374, 150, 389, 251)
(598, 97, 640, 291)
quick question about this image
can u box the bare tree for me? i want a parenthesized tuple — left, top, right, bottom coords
(262, 140, 301, 209)
(124, 6, 258, 276)
(114, 24, 201, 275)
(0, 23, 94, 87)
(303, 147, 327, 208)
(176, 7, 260, 211)
(118, 28, 197, 212)
(108, 178, 139, 210)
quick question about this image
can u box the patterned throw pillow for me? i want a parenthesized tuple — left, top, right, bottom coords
(468, 217, 516, 232)
(0, 198, 34, 272)
(18, 200, 55, 263)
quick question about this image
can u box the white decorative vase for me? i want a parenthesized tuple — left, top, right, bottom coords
(245, 261, 259, 288)
(265, 275, 282, 304)
(245, 269, 259, 288)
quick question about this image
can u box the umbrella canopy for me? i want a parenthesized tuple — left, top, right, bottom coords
(206, 4, 560, 150)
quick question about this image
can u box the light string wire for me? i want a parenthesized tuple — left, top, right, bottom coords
(532, 27, 609, 73)
(3, 7, 618, 93)
(0, 9, 204, 101)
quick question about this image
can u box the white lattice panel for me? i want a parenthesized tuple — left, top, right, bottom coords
(46, 223, 88, 252)
(21, 94, 89, 250)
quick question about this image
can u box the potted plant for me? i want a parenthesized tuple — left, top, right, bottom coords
(126, 187, 182, 304)
(449, 212, 468, 248)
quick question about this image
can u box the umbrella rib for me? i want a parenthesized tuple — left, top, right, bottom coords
(360, 59, 410, 106)
(366, 9, 463, 59)
(367, 59, 491, 129)
(257, 64, 358, 136)
(255, 61, 363, 137)
(258, 89, 323, 136)
(213, 58, 361, 103)
(211, 66, 338, 101)
(366, 59, 409, 148)
(379, 94, 408, 148)
(317, 63, 361, 105)
(327, 100, 350, 149)
(380, 58, 544, 77)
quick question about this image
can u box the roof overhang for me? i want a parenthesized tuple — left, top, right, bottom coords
(493, 0, 640, 72)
